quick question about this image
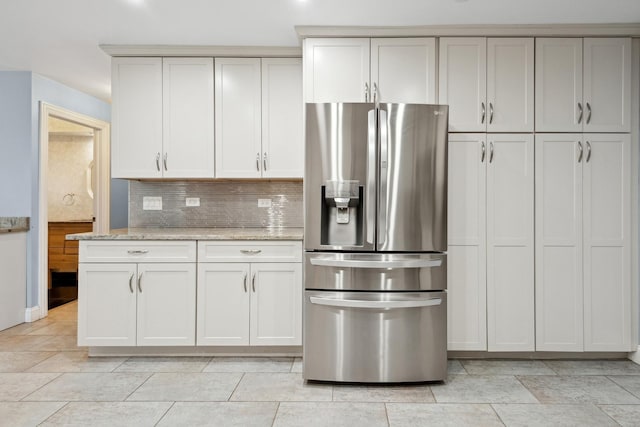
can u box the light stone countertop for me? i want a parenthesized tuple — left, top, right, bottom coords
(0, 217, 30, 233)
(66, 227, 304, 241)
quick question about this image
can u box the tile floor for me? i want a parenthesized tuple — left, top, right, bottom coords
(1, 301, 639, 426)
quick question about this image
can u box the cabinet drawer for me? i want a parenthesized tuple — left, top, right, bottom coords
(80, 241, 196, 263)
(198, 241, 302, 263)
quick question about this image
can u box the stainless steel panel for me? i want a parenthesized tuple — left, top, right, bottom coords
(377, 103, 448, 252)
(303, 290, 447, 383)
(305, 252, 447, 292)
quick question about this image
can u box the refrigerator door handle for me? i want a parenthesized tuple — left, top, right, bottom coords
(366, 109, 376, 244)
(378, 108, 389, 247)
(309, 296, 442, 309)
(310, 257, 442, 269)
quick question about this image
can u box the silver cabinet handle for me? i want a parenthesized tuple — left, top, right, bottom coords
(481, 141, 486, 163)
(127, 250, 148, 255)
(256, 153, 260, 171)
(577, 102, 583, 124)
(577, 141, 583, 163)
(240, 249, 262, 255)
(263, 152, 268, 171)
(586, 141, 591, 163)
(366, 109, 376, 245)
(481, 102, 486, 124)
(163, 153, 168, 171)
(137, 272, 143, 293)
(129, 273, 134, 294)
(309, 296, 442, 309)
(155, 152, 161, 171)
(252, 273, 256, 292)
(373, 82, 378, 104)
(489, 141, 494, 163)
(586, 102, 592, 124)
(489, 102, 494, 124)
(243, 273, 247, 293)
(310, 257, 442, 269)
(364, 82, 369, 102)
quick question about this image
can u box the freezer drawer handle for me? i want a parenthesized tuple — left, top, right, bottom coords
(310, 296, 442, 309)
(310, 257, 442, 269)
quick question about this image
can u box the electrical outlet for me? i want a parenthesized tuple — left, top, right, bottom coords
(143, 196, 162, 210)
(258, 198, 272, 208)
(185, 197, 200, 207)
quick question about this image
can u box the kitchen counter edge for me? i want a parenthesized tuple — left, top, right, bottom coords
(66, 227, 304, 241)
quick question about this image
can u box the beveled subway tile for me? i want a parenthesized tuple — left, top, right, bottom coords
(0, 352, 55, 373)
(431, 374, 538, 404)
(157, 402, 278, 427)
(0, 402, 67, 427)
(599, 404, 640, 427)
(544, 360, 640, 376)
(127, 372, 242, 401)
(273, 402, 388, 427)
(518, 375, 640, 404)
(40, 401, 172, 427)
(23, 372, 151, 402)
(204, 357, 293, 373)
(332, 383, 435, 403)
(493, 403, 617, 426)
(115, 357, 211, 373)
(231, 373, 332, 402)
(0, 373, 60, 401)
(461, 360, 556, 376)
(386, 403, 503, 427)
(27, 352, 127, 373)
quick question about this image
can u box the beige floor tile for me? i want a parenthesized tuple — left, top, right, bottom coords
(544, 360, 640, 376)
(204, 357, 293, 373)
(115, 356, 211, 373)
(273, 402, 388, 427)
(0, 320, 54, 337)
(40, 401, 171, 426)
(231, 373, 333, 402)
(431, 374, 538, 403)
(599, 404, 640, 427)
(333, 383, 435, 403)
(27, 352, 127, 373)
(493, 403, 617, 426)
(28, 335, 85, 352)
(386, 403, 503, 427)
(0, 373, 60, 401)
(0, 351, 55, 372)
(608, 375, 640, 399)
(23, 372, 151, 401)
(28, 322, 77, 336)
(157, 402, 278, 427)
(0, 335, 55, 352)
(461, 360, 556, 375)
(0, 402, 67, 427)
(291, 357, 303, 373)
(518, 375, 640, 404)
(447, 360, 466, 375)
(127, 372, 242, 401)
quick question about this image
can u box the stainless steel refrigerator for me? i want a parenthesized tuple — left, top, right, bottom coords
(304, 102, 449, 383)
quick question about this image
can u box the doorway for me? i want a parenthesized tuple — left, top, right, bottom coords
(38, 103, 110, 319)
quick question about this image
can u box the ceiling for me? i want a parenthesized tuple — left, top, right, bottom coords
(1, 0, 639, 102)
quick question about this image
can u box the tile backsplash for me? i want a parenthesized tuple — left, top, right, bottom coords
(129, 181, 303, 228)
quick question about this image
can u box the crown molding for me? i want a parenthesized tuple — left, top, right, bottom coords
(100, 45, 301, 57)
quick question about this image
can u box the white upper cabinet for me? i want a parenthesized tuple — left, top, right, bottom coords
(304, 38, 370, 103)
(215, 58, 262, 178)
(439, 37, 533, 132)
(535, 38, 630, 132)
(112, 57, 215, 179)
(261, 58, 303, 178)
(370, 38, 436, 104)
(162, 58, 215, 178)
(112, 57, 163, 178)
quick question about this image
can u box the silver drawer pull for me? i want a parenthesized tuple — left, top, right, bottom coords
(127, 250, 148, 255)
(310, 258, 442, 269)
(240, 249, 262, 255)
(310, 296, 442, 309)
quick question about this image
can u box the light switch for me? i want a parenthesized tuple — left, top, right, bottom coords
(143, 196, 162, 210)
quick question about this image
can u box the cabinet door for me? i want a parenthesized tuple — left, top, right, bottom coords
(304, 38, 370, 102)
(78, 263, 136, 346)
(370, 38, 436, 104)
(197, 263, 250, 345)
(261, 58, 303, 178)
(111, 57, 162, 178)
(486, 134, 534, 351)
(583, 38, 631, 133)
(583, 134, 631, 351)
(215, 58, 262, 178)
(486, 38, 534, 132)
(250, 263, 302, 346)
(136, 263, 196, 346)
(439, 38, 487, 132)
(535, 134, 584, 351)
(162, 58, 215, 178)
(535, 38, 583, 132)
(447, 134, 487, 351)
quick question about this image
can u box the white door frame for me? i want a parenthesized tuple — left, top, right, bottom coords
(36, 102, 110, 320)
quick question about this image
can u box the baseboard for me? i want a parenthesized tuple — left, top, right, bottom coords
(24, 306, 41, 323)
(629, 346, 640, 365)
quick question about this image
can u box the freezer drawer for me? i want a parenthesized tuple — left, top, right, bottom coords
(303, 290, 447, 383)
